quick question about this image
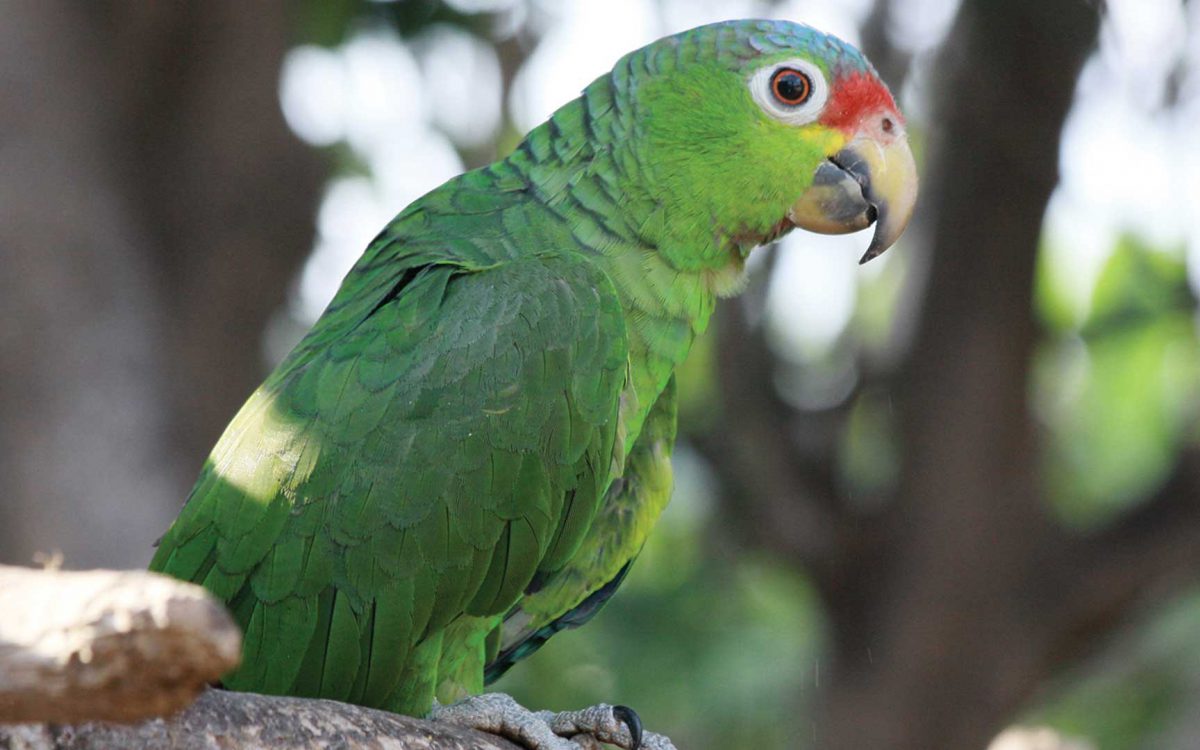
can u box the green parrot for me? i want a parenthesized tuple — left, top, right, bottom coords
(150, 18, 916, 750)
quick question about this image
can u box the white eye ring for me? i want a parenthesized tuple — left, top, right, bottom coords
(749, 58, 829, 126)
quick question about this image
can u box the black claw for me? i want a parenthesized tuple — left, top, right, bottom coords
(612, 705, 643, 750)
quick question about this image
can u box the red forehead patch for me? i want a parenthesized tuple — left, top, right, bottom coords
(819, 71, 900, 132)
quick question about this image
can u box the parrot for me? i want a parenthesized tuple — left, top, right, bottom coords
(150, 18, 916, 750)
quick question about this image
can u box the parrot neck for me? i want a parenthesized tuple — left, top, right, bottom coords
(501, 89, 762, 446)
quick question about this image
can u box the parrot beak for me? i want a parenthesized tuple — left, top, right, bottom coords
(787, 127, 918, 264)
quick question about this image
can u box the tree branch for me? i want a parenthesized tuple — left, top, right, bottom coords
(1046, 450, 1200, 665)
(0, 565, 239, 724)
(0, 564, 523, 749)
(0, 688, 523, 750)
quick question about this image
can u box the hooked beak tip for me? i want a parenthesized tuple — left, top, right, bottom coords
(859, 240, 887, 265)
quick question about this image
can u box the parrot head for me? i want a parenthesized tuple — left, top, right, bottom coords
(619, 20, 917, 267)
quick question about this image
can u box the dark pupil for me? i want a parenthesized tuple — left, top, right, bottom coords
(776, 72, 807, 103)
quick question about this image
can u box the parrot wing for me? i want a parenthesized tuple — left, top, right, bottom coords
(484, 375, 678, 683)
(150, 244, 628, 710)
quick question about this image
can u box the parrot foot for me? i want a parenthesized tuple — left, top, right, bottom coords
(431, 693, 676, 750)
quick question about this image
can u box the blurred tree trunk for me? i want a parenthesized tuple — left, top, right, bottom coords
(702, 0, 1200, 748)
(0, 3, 322, 568)
(814, 1, 1100, 747)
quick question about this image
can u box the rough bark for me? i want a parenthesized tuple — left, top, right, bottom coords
(0, 565, 240, 724)
(0, 689, 523, 750)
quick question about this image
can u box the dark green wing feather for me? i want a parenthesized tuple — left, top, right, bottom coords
(484, 375, 678, 682)
(151, 239, 628, 713)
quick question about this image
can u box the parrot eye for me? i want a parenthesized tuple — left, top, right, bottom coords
(749, 58, 828, 126)
(771, 69, 812, 105)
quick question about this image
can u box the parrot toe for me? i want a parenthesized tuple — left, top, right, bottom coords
(432, 693, 674, 750)
(539, 701, 664, 750)
(432, 693, 579, 750)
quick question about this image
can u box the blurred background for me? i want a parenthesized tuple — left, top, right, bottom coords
(2, 0, 1199, 748)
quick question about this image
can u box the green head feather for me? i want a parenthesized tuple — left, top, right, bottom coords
(630, 22, 877, 253)
(537, 20, 893, 276)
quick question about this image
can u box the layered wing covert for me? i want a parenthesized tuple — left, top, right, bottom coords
(151, 250, 628, 712)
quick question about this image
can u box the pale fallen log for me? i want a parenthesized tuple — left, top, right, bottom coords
(0, 564, 240, 723)
(0, 688, 524, 749)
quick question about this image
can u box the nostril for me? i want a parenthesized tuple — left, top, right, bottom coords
(881, 116, 895, 134)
